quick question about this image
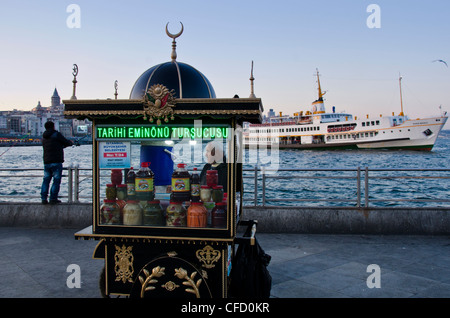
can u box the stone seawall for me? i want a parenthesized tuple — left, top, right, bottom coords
(1, 203, 449, 234)
(0, 203, 92, 229)
(243, 206, 450, 235)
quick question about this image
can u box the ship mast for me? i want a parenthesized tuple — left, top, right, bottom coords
(399, 74, 404, 116)
(316, 68, 325, 101)
(311, 68, 326, 114)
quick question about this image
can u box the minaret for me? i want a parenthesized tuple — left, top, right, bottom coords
(249, 61, 256, 98)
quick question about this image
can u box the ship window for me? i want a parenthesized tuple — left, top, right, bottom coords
(366, 122, 370, 126)
(365, 133, 368, 137)
(376, 120, 380, 125)
(370, 132, 374, 137)
(371, 121, 375, 126)
(362, 122, 366, 127)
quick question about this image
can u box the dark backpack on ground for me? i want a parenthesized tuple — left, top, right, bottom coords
(229, 236, 272, 298)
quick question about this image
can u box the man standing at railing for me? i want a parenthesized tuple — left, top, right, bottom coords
(40, 121, 73, 204)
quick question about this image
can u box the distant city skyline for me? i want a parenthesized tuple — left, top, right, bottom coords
(0, 0, 448, 128)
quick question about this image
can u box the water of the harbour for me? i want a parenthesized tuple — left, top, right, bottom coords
(0, 130, 449, 207)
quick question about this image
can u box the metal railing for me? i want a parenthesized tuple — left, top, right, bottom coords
(0, 167, 449, 208)
(242, 167, 450, 208)
(0, 167, 93, 203)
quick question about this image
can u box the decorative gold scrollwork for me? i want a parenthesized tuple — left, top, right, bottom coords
(138, 266, 166, 298)
(161, 281, 180, 292)
(195, 245, 221, 269)
(114, 245, 134, 283)
(174, 267, 202, 298)
(143, 84, 176, 125)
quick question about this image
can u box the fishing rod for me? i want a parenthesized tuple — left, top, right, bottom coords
(0, 132, 32, 157)
(72, 133, 91, 147)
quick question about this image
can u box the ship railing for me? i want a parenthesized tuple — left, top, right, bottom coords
(0, 167, 449, 208)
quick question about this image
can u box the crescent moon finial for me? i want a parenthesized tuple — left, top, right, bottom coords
(72, 64, 78, 77)
(166, 22, 184, 61)
(165, 22, 184, 39)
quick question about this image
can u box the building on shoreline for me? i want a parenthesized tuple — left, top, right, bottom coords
(0, 88, 92, 140)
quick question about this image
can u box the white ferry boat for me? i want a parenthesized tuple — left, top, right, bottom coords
(244, 70, 448, 151)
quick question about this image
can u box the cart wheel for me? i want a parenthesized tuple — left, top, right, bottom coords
(99, 266, 109, 298)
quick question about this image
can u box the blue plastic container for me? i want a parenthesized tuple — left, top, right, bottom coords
(140, 145, 174, 186)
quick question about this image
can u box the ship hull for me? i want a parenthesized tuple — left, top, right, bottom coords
(244, 116, 447, 151)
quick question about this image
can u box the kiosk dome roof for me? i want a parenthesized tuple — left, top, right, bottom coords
(130, 61, 216, 99)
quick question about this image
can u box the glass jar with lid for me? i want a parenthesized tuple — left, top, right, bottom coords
(100, 199, 120, 225)
(166, 201, 186, 227)
(212, 185, 224, 203)
(111, 169, 123, 186)
(123, 200, 142, 226)
(105, 184, 116, 200)
(206, 170, 218, 188)
(116, 184, 127, 201)
(143, 200, 165, 226)
(211, 202, 227, 228)
(200, 185, 212, 202)
(187, 202, 208, 228)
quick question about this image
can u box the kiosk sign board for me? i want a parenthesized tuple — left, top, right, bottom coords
(99, 141, 131, 168)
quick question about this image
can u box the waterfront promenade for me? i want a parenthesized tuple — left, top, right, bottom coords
(1, 226, 449, 298)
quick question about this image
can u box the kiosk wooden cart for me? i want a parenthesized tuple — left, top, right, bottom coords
(64, 27, 263, 298)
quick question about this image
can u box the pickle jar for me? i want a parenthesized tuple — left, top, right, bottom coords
(187, 202, 208, 228)
(111, 169, 123, 186)
(211, 202, 227, 228)
(143, 200, 165, 226)
(100, 199, 120, 225)
(166, 201, 186, 227)
(116, 184, 127, 201)
(200, 185, 212, 202)
(212, 185, 224, 203)
(106, 184, 116, 200)
(116, 199, 127, 223)
(206, 170, 218, 188)
(123, 200, 142, 226)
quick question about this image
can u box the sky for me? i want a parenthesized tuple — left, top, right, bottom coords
(0, 0, 449, 128)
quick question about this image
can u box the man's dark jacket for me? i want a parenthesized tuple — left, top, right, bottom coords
(42, 129, 73, 164)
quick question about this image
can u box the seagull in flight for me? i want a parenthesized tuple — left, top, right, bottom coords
(432, 59, 448, 67)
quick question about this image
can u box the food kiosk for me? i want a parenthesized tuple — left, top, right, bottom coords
(64, 25, 263, 298)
